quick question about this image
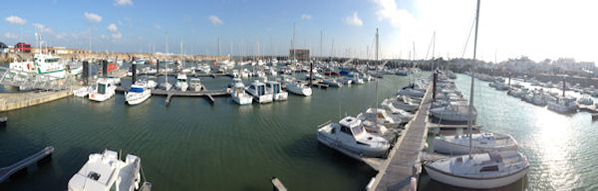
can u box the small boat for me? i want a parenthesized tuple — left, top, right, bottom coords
(145, 80, 158, 89)
(228, 78, 245, 89)
(125, 81, 151, 105)
(381, 95, 419, 112)
(266, 81, 288, 101)
(175, 73, 189, 92)
(357, 108, 403, 128)
(434, 132, 518, 155)
(88, 78, 116, 102)
(397, 88, 425, 98)
(68, 149, 147, 191)
(189, 78, 205, 92)
(424, 151, 529, 189)
(317, 116, 390, 158)
(73, 86, 93, 98)
(245, 80, 273, 104)
(231, 87, 253, 105)
(429, 102, 476, 124)
(322, 78, 343, 87)
(286, 82, 312, 96)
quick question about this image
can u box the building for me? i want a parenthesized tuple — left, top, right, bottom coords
(0, 42, 8, 53)
(289, 49, 310, 61)
(14, 42, 31, 53)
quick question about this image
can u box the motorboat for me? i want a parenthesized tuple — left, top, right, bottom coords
(429, 102, 476, 124)
(322, 78, 343, 87)
(230, 87, 253, 105)
(68, 149, 146, 191)
(547, 97, 577, 114)
(73, 86, 93, 98)
(434, 132, 518, 155)
(357, 108, 403, 128)
(266, 81, 288, 101)
(378, 103, 413, 122)
(317, 116, 390, 158)
(145, 80, 158, 89)
(125, 81, 151, 105)
(175, 73, 188, 91)
(397, 87, 425, 98)
(189, 78, 204, 92)
(245, 80, 273, 103)
(424, 151, 529, 189)
(88, 78, 116, 102)
(381, 95, 419, 112)
(286, 82, 312, 96)
(228, 78, 245, 89)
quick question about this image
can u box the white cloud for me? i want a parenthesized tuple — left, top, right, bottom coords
(301, 14, 312, 20)
(208, 15, 223, 25)
(32, 23, 54, 34)
(100, 34, 109, 40)
(154, 24, 161, 29)
(55, 32, 67, 39)
(5, 15, 26, 25)
(3, 33, 18, 39)
(107, 23, 118, 32)
(84, 12, 102, 22)
(114, 0, 133, 6)
(111, 32, 122, 39)
(345, 12, 363, 26)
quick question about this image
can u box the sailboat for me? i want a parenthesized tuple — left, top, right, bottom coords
(424, 0, 529, 188)
(286, 22, 313, 97)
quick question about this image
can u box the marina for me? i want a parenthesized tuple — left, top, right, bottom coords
(1, 0, 598, 190)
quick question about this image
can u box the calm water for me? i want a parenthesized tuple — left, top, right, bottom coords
(419, 74, 598, 190)
(0, 72, 426, 190)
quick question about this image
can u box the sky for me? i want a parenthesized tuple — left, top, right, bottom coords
(1, 0, 597, 64)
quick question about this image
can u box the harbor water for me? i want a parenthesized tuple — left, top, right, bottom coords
(420, 74, 598, 190)
(0, 72, 425, 190)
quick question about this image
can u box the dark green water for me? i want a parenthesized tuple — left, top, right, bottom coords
(419, 74, 598, 190)
(0, 72, 426, 190)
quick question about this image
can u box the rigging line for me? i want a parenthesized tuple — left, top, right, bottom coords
(461, 17, 476, 58)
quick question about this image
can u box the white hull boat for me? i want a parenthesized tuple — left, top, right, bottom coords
(434, 132, 518, 155)
(125, 81, 151, 105)
(73, 86, 93, 98)
(88, 78, 116, 102)
(286, 82, 312, 96)
(317, 116, 390, 158)
(68, 149, 145, 191)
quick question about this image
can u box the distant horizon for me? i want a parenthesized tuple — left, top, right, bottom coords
(2, 0, 597, 64)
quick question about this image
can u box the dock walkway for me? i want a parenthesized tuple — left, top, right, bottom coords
(115, 87, 229, 105)
(0, 146, 54, 182)
(369, 83, 433, 191)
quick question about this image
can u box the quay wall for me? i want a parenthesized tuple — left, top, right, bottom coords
(0, 90, 72, 112)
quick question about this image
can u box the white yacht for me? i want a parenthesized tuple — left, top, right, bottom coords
(245, 80, 273, 104)
(175, 73, 189, 92)
(429, 102, 476, 123)
(266, 81, 288, 101)
(125, 81, 152, 105)
(317, 116, 390, 158)
(424, 151, 529, 189)
(73, 86, 93, 98)
(434, 132, 519, 155)
(381, 95, 419, 112)
(230, 87, 253, 105)
(286, 82, 312, 96)
(547, 97, 577, 114)
(88, 78, 116, 102)
(357, 108, 403, 128)
(189, 78, 204, 92)
(68, 149, 145, 191)
(228, 78, 245, 89)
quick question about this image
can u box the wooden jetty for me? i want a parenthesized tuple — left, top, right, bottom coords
(0, 146, 54, 183)
(368, 83, 433, 191)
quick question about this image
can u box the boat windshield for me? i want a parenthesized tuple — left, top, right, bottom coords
(130, 87, 144, 93)
(351, 125, 363, 136)
(98, 83, 106, 94)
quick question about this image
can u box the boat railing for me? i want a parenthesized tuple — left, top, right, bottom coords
(317, 120, 332, 128)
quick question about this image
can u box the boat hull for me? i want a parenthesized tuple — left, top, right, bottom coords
(433, 139, 518, 155)
(126, 92, 151, 106)
(316, 132, 387, 158)
(424, 163, 529, 189)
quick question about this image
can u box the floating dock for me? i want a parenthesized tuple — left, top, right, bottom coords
(368, 83, 433, 191)
(0, 146, 54, 183)
(115, 87, 229, 105)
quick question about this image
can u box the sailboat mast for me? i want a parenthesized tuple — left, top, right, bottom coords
(375, 28, 379, 128)
(468, 0, 481, 159)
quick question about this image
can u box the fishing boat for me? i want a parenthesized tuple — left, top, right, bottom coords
(189, 78, 204, 92)
(68, 149, 145, 191)
(88, 78, 116, 102)
(266, 81, 288, 101)
(175, 73, 189, 92)
(434, 133, 518, 155)
(317, 116, 390, 158)
(125, 81, 151, 105)
(425, 1, 529, 188)
(245, 80, 273, 104)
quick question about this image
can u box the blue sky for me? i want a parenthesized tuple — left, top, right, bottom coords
(2, 0, 598, 63)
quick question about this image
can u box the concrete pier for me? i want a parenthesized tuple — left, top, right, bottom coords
(368, 83, 433, 191)
(0, 90, 72, 112)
